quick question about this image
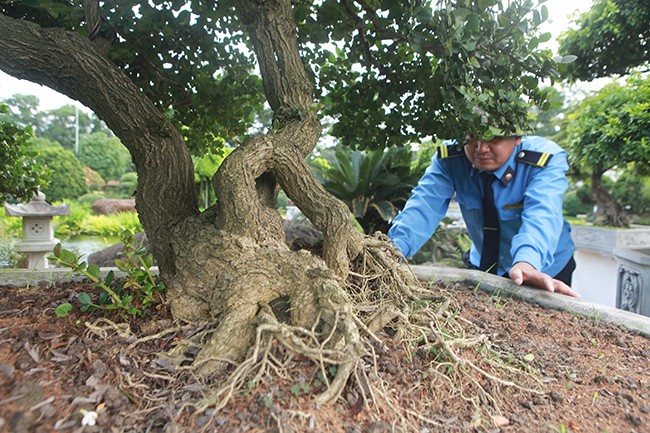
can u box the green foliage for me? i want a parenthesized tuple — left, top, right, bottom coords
(412, 140, 441, 179)
(51, 201, 141, 238)
(410, 223, 471, 267)
(305, 1, 561, 148)
(565, 75, 650, 176)
(562, 191, 593, 217)
(78, 132, 132, 181)
(558, 0, 650, 81)
(52, 230, 164, 317)
(76, 192, 106, 207)
(0, 104, 49, 204)
(0, 208, 23, 268)
(34, 146, 88, 202)
(117, 172, 137, 198)
(0, 94, 42, 129)
(313, 146, 417, 233)
(52, 202, 91, 238)
(77, 212, 143, 237)
(38, 105, 100, 150)
(84, 167, 106, 191)
(611, 172, 650, 217)
(193, 148, 232, 208)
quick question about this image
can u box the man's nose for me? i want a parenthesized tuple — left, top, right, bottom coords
(476, 141, 486, 152)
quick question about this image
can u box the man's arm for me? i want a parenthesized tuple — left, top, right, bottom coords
(388, 156, 455, 257)
(510, 148, 569, 272)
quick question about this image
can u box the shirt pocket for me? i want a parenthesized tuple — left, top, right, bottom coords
(500, 202, 523, 221)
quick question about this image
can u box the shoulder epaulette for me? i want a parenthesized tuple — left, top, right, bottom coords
(437, 145, 464, 159)
(516, 150, 553, 167)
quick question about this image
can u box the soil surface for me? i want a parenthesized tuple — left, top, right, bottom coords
(1, 278, 649, 433)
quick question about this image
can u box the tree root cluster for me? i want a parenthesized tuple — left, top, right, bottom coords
(148, 233, 544, 431)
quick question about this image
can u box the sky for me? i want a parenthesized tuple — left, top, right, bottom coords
(0, 0, 595, 112)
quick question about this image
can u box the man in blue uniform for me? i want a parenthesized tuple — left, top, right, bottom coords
(388, 135, 579, 297)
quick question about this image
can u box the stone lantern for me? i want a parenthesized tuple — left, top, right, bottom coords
(4, 192, 70, 269)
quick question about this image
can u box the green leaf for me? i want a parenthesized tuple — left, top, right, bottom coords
(104, 270, 115, 286)
(87, 264, 100, 280)
(78, 292, 92, 305)
(59, 249, 77, 265)
(55, 303, 72, 317)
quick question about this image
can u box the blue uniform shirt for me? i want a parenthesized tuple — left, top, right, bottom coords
(388, 136, 574, 277)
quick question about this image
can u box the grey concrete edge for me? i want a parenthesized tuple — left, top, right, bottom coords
(410, 264, 650, 339)
(3, 265, 649, 340)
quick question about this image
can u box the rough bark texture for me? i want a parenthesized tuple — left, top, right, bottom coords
(0, 13, 199, 277)
(0, 0, 365, 379)
(592, 172, 629, 227)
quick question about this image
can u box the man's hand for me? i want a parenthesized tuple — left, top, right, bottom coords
(508, 262, 580, 298)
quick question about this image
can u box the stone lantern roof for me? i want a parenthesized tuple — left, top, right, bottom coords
(5, 191, 70, 217)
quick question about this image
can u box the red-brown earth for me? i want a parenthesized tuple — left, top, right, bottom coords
(1, 278, 648, 433)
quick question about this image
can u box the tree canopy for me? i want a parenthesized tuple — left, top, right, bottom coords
(557, 0, 650, 81)
(564, 74, 650, 225)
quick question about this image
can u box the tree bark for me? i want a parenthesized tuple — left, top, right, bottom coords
(0, 1, 366, 381)
(0, 13, 199, 276)
(592, 171, 629, 227)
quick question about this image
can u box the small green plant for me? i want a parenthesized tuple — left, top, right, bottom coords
(290, 381, 310, 397)
(52, 230, 164, 317)
(547, 423, 571, 433)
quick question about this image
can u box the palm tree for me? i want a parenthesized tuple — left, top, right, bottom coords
(313, 146, 417, 234)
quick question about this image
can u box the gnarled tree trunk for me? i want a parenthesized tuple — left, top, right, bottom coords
(0, 0, 366, 384)
(592, 171, 629, 227)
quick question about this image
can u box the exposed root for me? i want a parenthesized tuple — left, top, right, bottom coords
(122, 233, 546, 431)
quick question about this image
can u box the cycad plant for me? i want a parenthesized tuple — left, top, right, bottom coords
(313, 146, 417, 234)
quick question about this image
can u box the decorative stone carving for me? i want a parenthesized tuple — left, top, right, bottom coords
(617, 266, 642, 314)
(5, 192, 70, 269)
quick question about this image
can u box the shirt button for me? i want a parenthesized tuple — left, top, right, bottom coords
(505, 173, 513, 181)
(518, 151, 526, 158)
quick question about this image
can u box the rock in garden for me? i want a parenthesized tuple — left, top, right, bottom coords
(91, 198, 136, 215)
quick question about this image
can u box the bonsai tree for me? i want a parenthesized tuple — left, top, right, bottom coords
(0, 0, 561, 403)
(564, 74, 650, 226)
(558, 0, 650, 81)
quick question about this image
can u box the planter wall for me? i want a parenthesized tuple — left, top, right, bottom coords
(572, 226, 650, 316)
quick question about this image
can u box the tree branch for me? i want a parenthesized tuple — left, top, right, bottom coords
(0, 13, 199, 274)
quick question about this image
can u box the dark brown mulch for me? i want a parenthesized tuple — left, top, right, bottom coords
(0, 279, 648, 433)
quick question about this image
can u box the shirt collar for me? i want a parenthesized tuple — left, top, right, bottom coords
(471, 143, 520, 187)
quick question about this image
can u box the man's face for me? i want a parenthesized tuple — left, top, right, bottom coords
(464, 136, 521, 171)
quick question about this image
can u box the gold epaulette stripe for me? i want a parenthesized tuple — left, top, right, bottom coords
(537, 152, 551, 167)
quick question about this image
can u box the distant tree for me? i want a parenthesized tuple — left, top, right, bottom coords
(0, 94, 43, 130)
(34, 146, 87, 202)
(78, 132, 132, 180)
(611, 172, 650, 218)
(0, 104, 48, 204)
(558, 0, 650, 81)
(30, 136, 63, 150)
(564, 74, 650, 226)
(39, 105, 95, 149)
(117, 172, 137, 198)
